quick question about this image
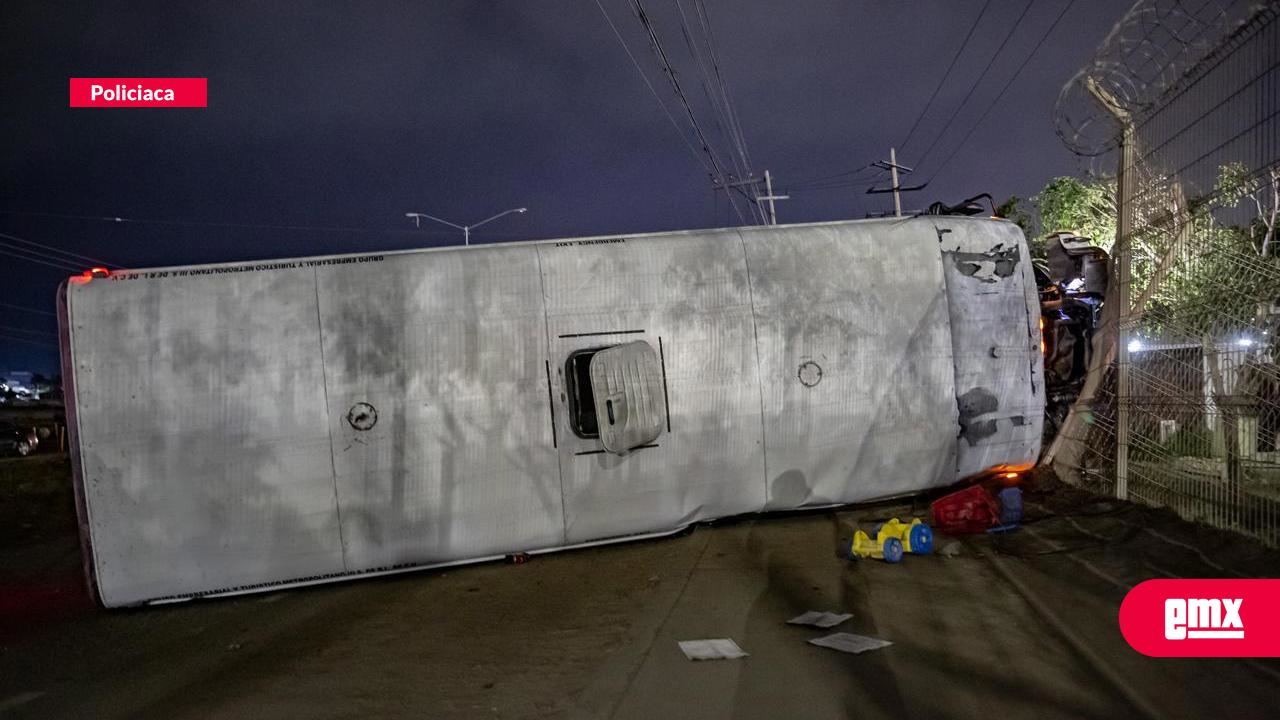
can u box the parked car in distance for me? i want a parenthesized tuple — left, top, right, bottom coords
(0, 421, 38, 457)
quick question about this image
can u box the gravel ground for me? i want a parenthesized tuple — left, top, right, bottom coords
(1, 463, 1278, 719)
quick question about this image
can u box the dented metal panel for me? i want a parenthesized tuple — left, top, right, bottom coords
(741, 222, 960, 508)
(314, 246, 564, 573)
(937, 219, 1044, 477)
(589, 341, 666, 454)
(536, 230, 765, 544)
(62, 217, 1043, 606)
(64, 269, 345, 606)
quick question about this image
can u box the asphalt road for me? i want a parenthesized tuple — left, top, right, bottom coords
(2, 472, 1279, 719)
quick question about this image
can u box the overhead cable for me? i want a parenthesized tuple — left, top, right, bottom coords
(592, 0, 718, 178)
(910, 1, 1037, 170)
(0, 302, 56, 317)
(898, 0, 995, 154)
(0, 230, 114, 268)
(926, 0, 1082, 184)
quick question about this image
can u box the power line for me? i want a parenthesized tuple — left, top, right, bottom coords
(0, 324, 55, 339)
(787, 182, 882, 195)
(0, 230, 108, 273)
(925, 0, 1081, 185)
(675, 0, 741, 177)
(0, 245, 87, 273)
(0, 242, 83, 270)
(694, 0, 751, 171)
(898, 0, 994, 154)
(789, 165, 882, 190)
(627, 0, 753, 225)
(686, 0, 759, 201)
(593, 0, 749, 224)
(0, 333, 56, 349)
(0, 302, 56, 317)
(910, 1, 1037, 170)
(674, 0, 763, 223)
(0, 230, 114, 267)
(0, 209, 463, 239)
(787, 171, 885, 193)
(629, 0, 729, 175)
(591, 0, 718, 178)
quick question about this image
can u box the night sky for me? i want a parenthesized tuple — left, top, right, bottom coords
(1, 0, 1129, 373)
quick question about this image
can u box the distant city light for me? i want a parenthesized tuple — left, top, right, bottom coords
(1128, 339, 1143, 353)
(1237, 337, 1254, 347)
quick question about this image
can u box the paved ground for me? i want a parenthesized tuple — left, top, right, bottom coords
(2, 462, 1279, 719)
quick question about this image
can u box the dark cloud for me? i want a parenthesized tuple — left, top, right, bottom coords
(0, 0, 1127, 372)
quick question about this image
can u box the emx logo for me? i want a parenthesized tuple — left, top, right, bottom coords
(1165, 598, 1243, 639)
(1121, 579, 1280, 656)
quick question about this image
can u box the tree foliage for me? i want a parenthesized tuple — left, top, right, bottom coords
(1034, 176, 1117, 252)
(995, 195, 1038, 254)
(1016, 166, 1280, 342)
(1130, 163, 1279, 340)
(1215, 161, 1279, 257)
(1000, 176, 1118, 259)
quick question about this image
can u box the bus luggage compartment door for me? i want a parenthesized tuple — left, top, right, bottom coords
(588, 341, 666, 454)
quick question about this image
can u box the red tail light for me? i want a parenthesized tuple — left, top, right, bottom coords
(73, 267, 111, 284)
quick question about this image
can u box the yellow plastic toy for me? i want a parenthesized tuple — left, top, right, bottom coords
(848, 517, 934, 564)
(849, 529, 904, 563)
(878, 518, 935, 554)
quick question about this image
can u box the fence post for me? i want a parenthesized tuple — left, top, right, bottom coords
(1114, 123, 1135, 501)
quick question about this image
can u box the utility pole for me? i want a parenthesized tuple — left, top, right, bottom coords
(716, 171, 788, 226)
(888, 148, 902, 217)
(867, 148, 926, 217)
(757, 170, 790, 226)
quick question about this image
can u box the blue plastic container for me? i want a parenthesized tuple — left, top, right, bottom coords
(998, 487, 1023, 525)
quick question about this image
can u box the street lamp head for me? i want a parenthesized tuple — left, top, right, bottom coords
(404, 207, 525, 241)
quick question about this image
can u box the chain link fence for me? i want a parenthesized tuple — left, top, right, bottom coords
(1048, 1, 1280, 546)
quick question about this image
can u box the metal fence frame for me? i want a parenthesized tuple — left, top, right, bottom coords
(1050, 1, 1280, 547)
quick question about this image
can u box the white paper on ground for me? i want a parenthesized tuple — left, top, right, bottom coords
(808, 633, 893, 654)
(678, 638, 749, 660)
(786, 611, 853, 628)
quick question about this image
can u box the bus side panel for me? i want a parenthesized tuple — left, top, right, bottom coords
(538, 230, 766, 543)
(316, 246, 564, 571)
(67, 268, 346, 606)
(742, 221, 960, 507)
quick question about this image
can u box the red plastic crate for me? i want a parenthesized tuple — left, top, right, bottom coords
(930, 484, 999, 534)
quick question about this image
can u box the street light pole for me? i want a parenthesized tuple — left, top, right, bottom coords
(405, 207, 528, 246)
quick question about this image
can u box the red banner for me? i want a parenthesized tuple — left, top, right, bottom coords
(1120, 579, 1280, 656)
(69, 78, 207, 108)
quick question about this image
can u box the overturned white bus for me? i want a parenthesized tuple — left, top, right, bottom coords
(59, 217, 1042, 607)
